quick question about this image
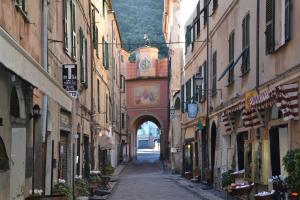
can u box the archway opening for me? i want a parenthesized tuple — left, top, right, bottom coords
(136, 121, 160, 162)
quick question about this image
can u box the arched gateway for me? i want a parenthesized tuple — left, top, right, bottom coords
(125, 46, 169, 160)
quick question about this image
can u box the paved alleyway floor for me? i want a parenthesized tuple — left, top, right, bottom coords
(109, 149, 221, 200)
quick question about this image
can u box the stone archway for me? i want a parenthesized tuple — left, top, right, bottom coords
(129, 114, 164, 160)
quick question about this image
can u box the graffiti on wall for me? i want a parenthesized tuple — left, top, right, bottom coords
(133, 85, 160, 106)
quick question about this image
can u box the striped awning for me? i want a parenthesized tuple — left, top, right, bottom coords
(250, 82, 299, 121)
(242, 109, 264, 129)
(221, 113, 235, 135)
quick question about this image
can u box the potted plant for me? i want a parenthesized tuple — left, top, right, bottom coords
(89, 175, 101, 188)
(104, 164, 114, 175)
(283, 149, 300, 199)
(222, 170, 235, 190)
(74, 177, 90, 199)
(53, 179, 71, 200)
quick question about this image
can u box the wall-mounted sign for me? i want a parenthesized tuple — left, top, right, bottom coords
(187, 103, 199, 118)
(62, 64, 77, 97)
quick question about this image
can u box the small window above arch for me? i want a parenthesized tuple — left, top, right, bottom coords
(174, 97, 180, 110)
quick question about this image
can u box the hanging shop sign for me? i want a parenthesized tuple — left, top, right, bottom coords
(62, 64, 78, 98)
(187, 102, 199, 118)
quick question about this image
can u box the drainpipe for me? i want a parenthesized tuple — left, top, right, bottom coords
(41, 0, 48, 194)
(256, 0, 260, 89)
(89, 0, 95, 171)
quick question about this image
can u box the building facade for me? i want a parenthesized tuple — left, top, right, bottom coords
(167, 0, 300, 195)
(126, 46, 169, 160)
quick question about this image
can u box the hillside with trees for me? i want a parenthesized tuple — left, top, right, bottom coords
(112, 0, 168, 59)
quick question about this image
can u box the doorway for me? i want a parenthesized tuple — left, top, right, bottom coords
(211, 122, 217, 184)
(83, 135, 90, 178)
(58, 131, 68, 180)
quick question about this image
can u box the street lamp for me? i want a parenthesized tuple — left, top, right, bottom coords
(30, 104, 41, 195)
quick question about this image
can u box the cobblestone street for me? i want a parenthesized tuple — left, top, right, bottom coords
(109, 150, 202, 200)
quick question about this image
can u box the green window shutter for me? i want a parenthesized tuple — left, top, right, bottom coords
(242, 14, 250, 73)
(285, 0, 292, 42)
(102, 37, 105, 67)
(85, 38, 88, 86)
(105, 42, 109, 69)
(228, 32, 234, 83)
(79, 28, 84, 83)
(266, 0, 275, 54)
(71, 0, 76, 59)
(63, 0, 68, 49)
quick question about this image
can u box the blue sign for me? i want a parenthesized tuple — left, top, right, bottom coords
(187, 103, 199, 118)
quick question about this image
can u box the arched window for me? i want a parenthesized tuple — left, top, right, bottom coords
(0, 136, 9, 171)
(10, 87, 20, 118)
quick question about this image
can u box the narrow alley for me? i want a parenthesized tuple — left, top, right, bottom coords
(109, 150, 202, 200)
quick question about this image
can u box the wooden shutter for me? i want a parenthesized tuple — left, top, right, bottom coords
(71, 0, 76, 59)
(212, 52, 217, 95)
(85, 38, 88, 85)
(265, 0, 275, 54)
(242, 14, 250, 72)
(79, 28, 84, 83)
(198, 66, 203, 102)
(285, 0, 292, 41)
(204, 0, 208, 25)
(228, 32, 234, 83)
(102, 37, 105, 67)
(63, 0, 68, 50)
(181, 85, 185, 112)
(203, 61, 207, 100)
(105, 41, 109, 69)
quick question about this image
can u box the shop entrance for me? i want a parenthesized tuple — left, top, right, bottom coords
(269, 125, 288, 176)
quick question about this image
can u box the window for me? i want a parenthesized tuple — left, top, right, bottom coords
(241, 13, 250, 74)
(63, 0, 76, 59)
(265, 0, 275, 54)
(120, 75, 125, 93)
(97, 79, 100, 113)
(186, 79, 191, 107)
(15, 0, 26, 14)
(104, 41, 109, 69)
(212, 52, 217, 96)
(121, 113, 125, 129)
(92, 9, 99, 57)
(228, 31, 235, 84)
(195, 1, 200, 37)
(203, 0, 208, 26)
(185, 25, 192, 50)
(0, 136, 9, 171)
(284, 0, 292, 42)
(199, 61, 207, 101)
(266, 0, 292, 54)
(79, 28, 88, 86)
